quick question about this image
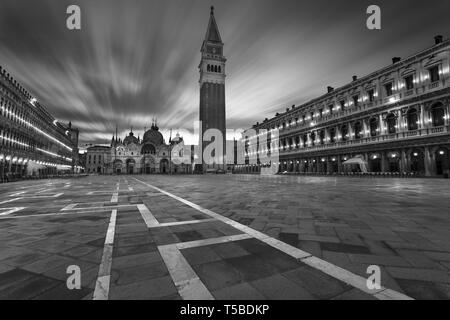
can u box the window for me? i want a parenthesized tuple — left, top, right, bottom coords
(431, 103, 445, 127)
(384, 83, 393, 96)
(341, 125, 348, 141)
(329, 128, 336, 143)
(370, 118, 378, 137)
(368, 89, 375, 102)
(429, 66, 440, 83)
(354, 122, 362, 139)
(340, 100, 345, 110)
(407, 109, 418, 131)
(353, 95, 359, 107)
(386, 114, 396, 134)
(404, 75, 414, 90)
(329, 104, 334, 114)
(319, 109, 323, 118)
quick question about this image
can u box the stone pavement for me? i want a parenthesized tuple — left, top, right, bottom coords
(0, 175, 449, 299)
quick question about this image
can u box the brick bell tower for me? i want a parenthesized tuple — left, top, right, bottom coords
(199, 6, 226, 171)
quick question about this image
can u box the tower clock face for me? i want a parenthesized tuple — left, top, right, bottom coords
(207, 46, 221, 55)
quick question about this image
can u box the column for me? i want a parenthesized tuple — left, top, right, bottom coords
(379, 114, 385, 135)
(424, 147, 434, 176)
(400, 149, 407, 173)
(381, 152, 387, 172)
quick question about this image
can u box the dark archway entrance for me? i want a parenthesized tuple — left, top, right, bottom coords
(160, 159, 169, 174)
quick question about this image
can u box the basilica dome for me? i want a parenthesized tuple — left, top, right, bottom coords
(143, 125, 164, 146)
(123, 131, 139, 145)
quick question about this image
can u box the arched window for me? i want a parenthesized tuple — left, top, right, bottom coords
(319, 130, 325, 144)
(407, 108, 418, 131)
(370, 118, 378, 137)
(303, 134, 308, 147)
(431, 103, 445, 127)
(207, 65, 210, 72)
(386, 113, 396, 134)
(218, 66, 221, 73)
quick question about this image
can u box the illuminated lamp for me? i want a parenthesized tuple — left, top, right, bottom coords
(439, 150, 445, 155)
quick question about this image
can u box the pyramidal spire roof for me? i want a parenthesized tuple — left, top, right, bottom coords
(204, 6, 222, 44)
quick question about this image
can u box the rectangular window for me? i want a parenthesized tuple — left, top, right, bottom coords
(404, 75, 414, 90)
(384, 83, 393, 96)
(340, 100, 345, 110)
(429, 66, 440, 82)
(319, 109, 323, 118)
(368, 89, 375, 102)
(329, 104, 334, 114)
(353, 95, 359, 106)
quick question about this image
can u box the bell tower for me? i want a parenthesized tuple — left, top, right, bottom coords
(199, 6, 226, 170)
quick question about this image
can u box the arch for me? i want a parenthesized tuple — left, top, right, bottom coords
(126, 158, 136, 174)
(160, 159, 169, 174)
(141, 144, 156, 155)
(434, 147, 449, 175)
(431, 102, 445, 127)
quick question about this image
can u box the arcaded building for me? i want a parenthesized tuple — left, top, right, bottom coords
(241, 36, 450, 177)
(0, 66, 79, 182)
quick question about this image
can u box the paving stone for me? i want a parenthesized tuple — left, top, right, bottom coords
(113, 262, 169, 285)
(212, 282, 266, 300)
(181, 246, 222, 266)
(210, 242, 250, 259)
(192, 260, 243, 291)
(386, 266, 450, 283)
(283, 266, 351, 299)
(112, 251, 162, 269)
(250, 274, 314, 300)
(109, 276, 177, 300)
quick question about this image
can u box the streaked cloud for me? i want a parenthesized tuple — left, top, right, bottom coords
(1, 0, 449, 147)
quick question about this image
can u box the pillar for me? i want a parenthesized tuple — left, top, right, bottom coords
(424, 147, 434, 177)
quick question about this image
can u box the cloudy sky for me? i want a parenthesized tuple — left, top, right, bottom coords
(1, 0, 449, 149)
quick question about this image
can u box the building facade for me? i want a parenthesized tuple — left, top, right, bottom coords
(199, 6, 227, 171)
(0, 66, 79, 182)
(86, 124, 192, 174)
(240, 36, 450, 177)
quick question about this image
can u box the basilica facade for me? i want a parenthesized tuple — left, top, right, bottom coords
(86, 123, 192, 174)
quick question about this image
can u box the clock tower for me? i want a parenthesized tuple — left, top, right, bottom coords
(199, 6, 226, 171)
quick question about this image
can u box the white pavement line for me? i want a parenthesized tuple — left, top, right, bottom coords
(158, 244, 214, 300)
(0, 207, 26, 216)
(136, 204, 159, 227)
(133, 178, 414, 301)
(0, 210, 112, 220)
(93, 209, 117, 300)
(110, 193, 118, 203)
(155, 218, 216, 228)
(176, 234, 252, 250)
